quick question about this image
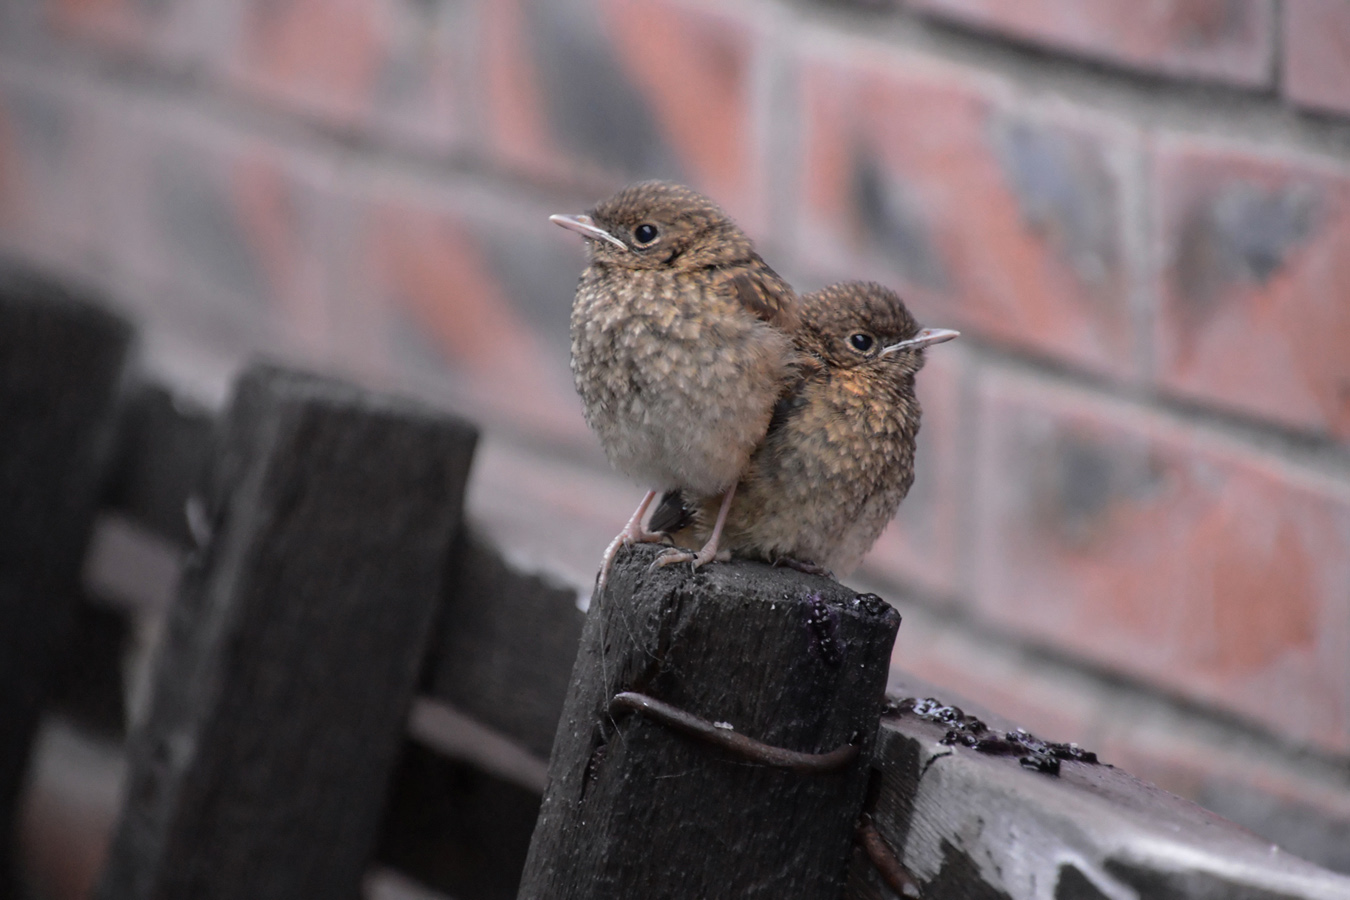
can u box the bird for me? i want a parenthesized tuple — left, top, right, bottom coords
(648, 281, 957, 578)
(551, 181, 802, 591)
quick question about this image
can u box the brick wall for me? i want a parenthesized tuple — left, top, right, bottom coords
(2, 0, 1349, 875)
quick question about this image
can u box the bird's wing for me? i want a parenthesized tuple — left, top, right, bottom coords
(729, 264, 799, 332)
(766, 352, 824, 438)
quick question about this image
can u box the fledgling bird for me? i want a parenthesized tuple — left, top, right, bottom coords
(551, 181, 801, 590)
(650, 281, 957, 578)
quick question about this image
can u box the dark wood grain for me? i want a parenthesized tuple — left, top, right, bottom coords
(518, 543, 900, 900)
(424, 530, 584, 761)
(103, 382, 214, 548)
(376, 740, 542, 900)
(96, 364, 477, 900)
(0, 268, 132, 900)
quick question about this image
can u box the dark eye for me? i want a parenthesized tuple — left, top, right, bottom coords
(632, 223, 659, 246)
(849, 333, 874, 353)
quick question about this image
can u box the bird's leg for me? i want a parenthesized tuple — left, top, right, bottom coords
(652, 485, 737, 572)
(597, 490, 663, 594)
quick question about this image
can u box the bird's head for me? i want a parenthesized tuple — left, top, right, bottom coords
(550, 181, 755, 271)
(801, 282, 958, 381)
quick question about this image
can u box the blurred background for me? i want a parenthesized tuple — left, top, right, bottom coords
(1, 0, 1349, 892)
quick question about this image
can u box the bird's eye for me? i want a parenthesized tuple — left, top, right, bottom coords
(632, 223, 660, 246)
(849, 333, 874, 353)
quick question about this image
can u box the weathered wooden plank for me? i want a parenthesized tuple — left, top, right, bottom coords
(96, 364, 478, 900)
(847, 679, 1350, 900)
(518, 543, 901, 899)
(375, 739, 542, 900)
(406, 698, 548, 795)
(366, 867, 457, 900)
(48, 597, 129, 737)
(0, 268, 132, 900)
(424, 530, 584, 760)
(102, 383, 214, 548)
(374, 695, 550, 900)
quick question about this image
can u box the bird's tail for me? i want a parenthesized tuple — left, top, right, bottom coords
(648, 489, 694, 535)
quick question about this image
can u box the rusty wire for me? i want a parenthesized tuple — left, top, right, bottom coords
(609, 691, 859, 773)
(856, 814, 921, 898)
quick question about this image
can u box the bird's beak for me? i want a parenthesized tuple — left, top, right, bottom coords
(882, 327, 960, 355)
(549, 213, 627, 250)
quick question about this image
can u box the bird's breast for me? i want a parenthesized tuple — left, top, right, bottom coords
(568, 266, 794, 493)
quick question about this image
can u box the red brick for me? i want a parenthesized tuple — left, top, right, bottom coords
(1094, 716, 1350, 870)
(1099, 724, 1350, 848)
(597, 0, 764, 230)
(80, 99, 346, 363)
(858, 340, 972, 600)
(908, 0, 1274, 87)
(43, 0, 217, 68)
(0, 69, 111, 269)
(1284, 0, 1350, 117)
(342, 180, 591, 446)
(889, 634, 1103, 746)
(797, 46, 1141, 378)
(230, 150, 340, 356)
(972, 370, 1350, 754)
(223, 0, 466, 147)
(478, 0, 766, 234)
(477, 0, 551, 174)
(1153, 137, 1350, 441)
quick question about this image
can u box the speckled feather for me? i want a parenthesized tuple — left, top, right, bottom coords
(655, 282, 930, 576)
(567, 181, 800, 496)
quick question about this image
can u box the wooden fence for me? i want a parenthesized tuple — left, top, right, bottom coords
(4, 267, 1350, 899)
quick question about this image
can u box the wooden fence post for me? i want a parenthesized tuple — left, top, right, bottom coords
(0, 271, 131, 900)
(517, 543, 901, 900)
(95, 364, 477, 900)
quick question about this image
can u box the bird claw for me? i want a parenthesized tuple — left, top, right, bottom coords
(596, 491, 668, 595)
(647, 487, 733, 575)
(598, 532, 664, 594)
(649, 545, 722, 573)
(598, 533, 656, 594)
(650, 547, 696, 572)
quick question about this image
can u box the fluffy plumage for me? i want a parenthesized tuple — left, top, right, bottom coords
(651, 281, 956, 577)
(555, 181, 802, 586)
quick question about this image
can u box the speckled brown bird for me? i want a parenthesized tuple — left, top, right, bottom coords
(551, 181, 801, 590)
(650, 281, 957, 578)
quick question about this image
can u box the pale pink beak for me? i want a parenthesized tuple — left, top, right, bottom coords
(549, 213, 627, 250)
(882, 328, 960, 355)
